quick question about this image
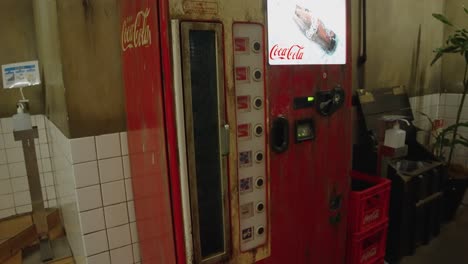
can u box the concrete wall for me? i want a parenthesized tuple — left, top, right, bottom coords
(56, 0, 126, 138)
(441, 0, 468, 93)
(33, 0, 70, 138)
(354, 0, 445, 96)
(0, 0, 44, 118)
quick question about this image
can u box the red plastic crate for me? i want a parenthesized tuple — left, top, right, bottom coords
(347, 221, 388, 264)
(349, 171, 391, 233)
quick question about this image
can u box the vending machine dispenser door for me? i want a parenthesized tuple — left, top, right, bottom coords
(180, 22, 230, 264)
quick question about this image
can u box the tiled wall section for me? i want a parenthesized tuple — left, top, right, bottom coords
(410, 93, 468, 168)
(0, 115, 57, 220)
(409, 93, 440, 131)
(46, 119, 141, 264)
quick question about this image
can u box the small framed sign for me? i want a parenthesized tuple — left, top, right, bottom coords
(2, 61, 41, 89)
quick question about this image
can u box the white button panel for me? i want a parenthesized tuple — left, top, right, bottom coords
(233, 23, 268, 252)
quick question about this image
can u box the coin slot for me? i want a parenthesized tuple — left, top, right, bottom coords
(255, 177, 265, 189)
(253, 97, 263, 110)
(254, 124, 264, 137)
(255, 151, 264, 163)
(252, 41, 261, 53)
(253, 69, 262, 81)
(256, 202, 265, 213)
(257, 226, 265, 236)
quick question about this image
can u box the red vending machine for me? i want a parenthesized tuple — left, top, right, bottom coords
(121, 0, 352, 263)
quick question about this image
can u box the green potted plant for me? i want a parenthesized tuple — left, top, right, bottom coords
(429, 6, 468, 219)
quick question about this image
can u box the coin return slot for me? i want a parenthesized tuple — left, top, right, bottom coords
(254, 125, 264, 137)
(253, 69, 262, 81)
(257, 226, 265, 236)
(255, 151, 264, 163)
(255, 177, 265, 189)
(252, 41, 261, 53)
(254, 97, 263, 110)
(256, 202, 265, 213)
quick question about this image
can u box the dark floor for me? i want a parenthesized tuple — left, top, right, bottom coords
(400, 194, 468, 264)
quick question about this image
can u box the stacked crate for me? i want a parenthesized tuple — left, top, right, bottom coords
(347, 171, 391, 264)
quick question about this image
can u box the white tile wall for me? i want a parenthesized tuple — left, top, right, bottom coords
(98, 157, 124, 183)
(88, 251, 111, 264)
(101, 180, 126, 206)
(73, 161, 100, 188)
(84, 230, 109, 256)
(11, 177, 29, 192)
(80, 208, 106, 235)
(107, 224, 131, 250)
(9, 162, 27, 177)
(0, 194, 14, 210)
(16, 204, 33, 214)
(127, 201, 136, 223)
(70, 137, 97, 164)
(122, 156, 131, 179)
(96, 133, 121, 159)
(104, 202, 129, 228)
(0, 149, 7, 165)
(0, 208, 15, 218)
(42, 116, 140, 263)
(120, 132, 128, 156)
(110, 245, 134, 264)
(129, 222, 139, 243)
(0, 179, 13, 195)
(0, 115, 56, 220)
(77, 185, 103, 212)
(0, 165, 9, 179)
(132, 243, 141, 263)
(410, 93, 468, 168)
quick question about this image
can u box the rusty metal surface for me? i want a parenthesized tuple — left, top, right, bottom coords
(120, 1, 177, 263)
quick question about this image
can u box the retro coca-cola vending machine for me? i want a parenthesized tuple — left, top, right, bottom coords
(121, 0, 351, 263)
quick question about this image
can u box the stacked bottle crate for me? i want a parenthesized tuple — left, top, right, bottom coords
(347, 171, 391, 264)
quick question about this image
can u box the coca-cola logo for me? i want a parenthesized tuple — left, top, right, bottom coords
(363, 209, 380, 225)
(269, 44, 305, 61)
(361, 247, 377, 263)
(121, 8, 152, 51)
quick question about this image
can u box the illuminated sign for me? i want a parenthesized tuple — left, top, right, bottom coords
(267, 0, 346, 65)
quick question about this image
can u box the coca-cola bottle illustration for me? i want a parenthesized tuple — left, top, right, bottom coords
(293, 5, 337, 53)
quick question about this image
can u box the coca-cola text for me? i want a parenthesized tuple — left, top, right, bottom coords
(269, 44, 305, 61)
(363, 209, 380, 225)
(121, 8, 152, 51)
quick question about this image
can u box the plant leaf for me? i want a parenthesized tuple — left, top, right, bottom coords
(442, 45, 460, 53)
(464, 6, 468, 15)
(431, 52, 444, 65)
(440, 138, 452, 147)
(450, 37, 466, 46)
(433, 13, 454, 27)
(459, 134, 468, 141)
(454, 139, 468, 148)
(443, 121, 468, 134)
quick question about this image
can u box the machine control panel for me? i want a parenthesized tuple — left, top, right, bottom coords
(233, 23, 268, 252)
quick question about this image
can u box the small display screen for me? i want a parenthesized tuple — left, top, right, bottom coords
(295, 119, 315, 142)
(297, 124, 312, 138)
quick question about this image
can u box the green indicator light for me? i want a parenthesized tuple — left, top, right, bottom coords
(307, 97, 315, 102)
